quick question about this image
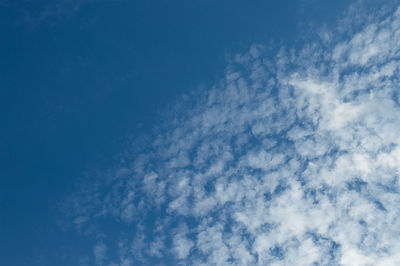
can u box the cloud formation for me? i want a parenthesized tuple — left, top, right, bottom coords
(65, 1, 400, 265)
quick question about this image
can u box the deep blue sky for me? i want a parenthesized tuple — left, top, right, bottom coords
(1, 0, 351, 265)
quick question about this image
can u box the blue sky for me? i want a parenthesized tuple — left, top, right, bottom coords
(2, 0, 400, 265)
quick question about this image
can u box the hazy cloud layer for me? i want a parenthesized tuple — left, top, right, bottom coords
(65, 2, 400, 265)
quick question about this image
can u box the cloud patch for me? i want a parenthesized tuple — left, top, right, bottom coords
(64, 1, 400, 265)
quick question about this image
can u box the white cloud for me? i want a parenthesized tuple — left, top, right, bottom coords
(173, 234, 194, 259)
(65, 2, 400, 265)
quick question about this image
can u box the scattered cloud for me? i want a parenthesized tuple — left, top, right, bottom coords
(63, 1, 400, 265)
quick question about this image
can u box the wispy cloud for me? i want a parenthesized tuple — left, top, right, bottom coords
(1, 0, 97, 28)
(93, 240, 107, 266)
(64, 1, 400, 265)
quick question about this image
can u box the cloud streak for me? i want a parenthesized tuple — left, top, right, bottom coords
(64, 1, 400, 265)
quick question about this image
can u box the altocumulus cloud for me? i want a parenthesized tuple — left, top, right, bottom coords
(64, 2, 400, 265)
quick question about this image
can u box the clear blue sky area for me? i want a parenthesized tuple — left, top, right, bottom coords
(1, 0, 382, 265)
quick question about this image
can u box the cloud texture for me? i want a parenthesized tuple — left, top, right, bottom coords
(65, 2, 400, 265)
